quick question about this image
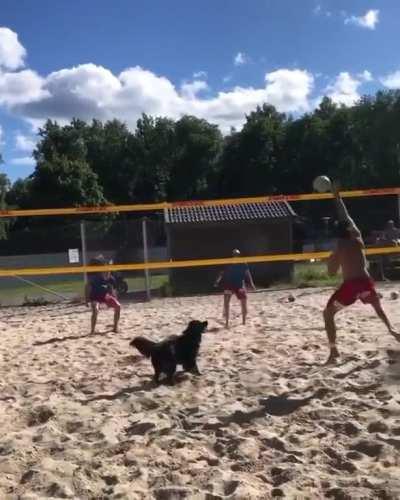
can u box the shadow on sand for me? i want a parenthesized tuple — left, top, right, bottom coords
(33, 330, 112, 346)
(79, 371, 189, 405)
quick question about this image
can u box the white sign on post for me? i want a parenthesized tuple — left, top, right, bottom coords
(68, 248, 80, 264)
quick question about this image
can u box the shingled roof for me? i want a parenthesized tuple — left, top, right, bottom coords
(164, 201, 295, 224)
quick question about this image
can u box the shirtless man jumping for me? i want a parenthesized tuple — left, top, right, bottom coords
(324, 181, 400, 364)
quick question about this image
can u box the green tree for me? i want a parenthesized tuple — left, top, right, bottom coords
(34, 118, 142, 204)
(218, 104, 287, 196)
(30, 155, 106, 208)
(34, 119, 88, 164)
(6, 178, 33, 208)
(351, 91, 400, 188)
(168, 115, 223, 200)
(132, 114, 176, 202)
(84, 119, 138, 203)
(9, 89, 400, 213)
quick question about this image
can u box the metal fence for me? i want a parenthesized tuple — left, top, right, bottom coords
(0, 215, 168, 306)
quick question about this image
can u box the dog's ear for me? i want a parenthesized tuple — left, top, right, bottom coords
(186, 320, 197, 332)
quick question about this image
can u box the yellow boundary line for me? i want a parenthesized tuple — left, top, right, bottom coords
(1, 187, 399, 218)
(0, 246, 398, 277)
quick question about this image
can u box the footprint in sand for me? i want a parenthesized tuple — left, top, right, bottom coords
(374, 390, 393, 402)
(26, 405, 55, 427)
(82, 430, 105, 442)
(64, 420, 84, 434)
(350, 439, 384, 457)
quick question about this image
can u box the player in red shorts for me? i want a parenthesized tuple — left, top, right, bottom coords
(215, 249, 256, 328)
(324, 182, 400, 364)
(85, 255, 121, 334)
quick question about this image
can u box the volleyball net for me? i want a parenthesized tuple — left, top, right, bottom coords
(1, 187, 399, 306)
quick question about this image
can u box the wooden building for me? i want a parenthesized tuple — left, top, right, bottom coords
(164, 201, 296, 294)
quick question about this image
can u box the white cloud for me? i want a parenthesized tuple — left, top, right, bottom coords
(193, 71, 207, 79)
(264, 69, 314, 112)
(180, 80, 209, 99)
(0, 27, 377, 135)
(8, 63, 182, 125)
(183, 69, 314, 131)
(313, 5, 331, 17)
(359, 70, 373, 82)
(0, 27, 26, 70)
(345, 9, 379, 30)
(9, 156, 35, 167)
(326, 72, 361, 106)
(0, 26, 357, 135)
(234, 52, 248, 66)
(0, 69, 47, 106)
(15, 132, 36, 152)
(223, 74, 233, 84)
(381, 70, 400, 89)
(0, 62, 315, 133)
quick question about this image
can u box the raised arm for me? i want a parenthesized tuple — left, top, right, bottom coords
(332, 181, 361, 238)
(332, 181, 352, 222)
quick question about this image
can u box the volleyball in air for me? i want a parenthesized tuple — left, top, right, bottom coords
(313, 175, 332, 193)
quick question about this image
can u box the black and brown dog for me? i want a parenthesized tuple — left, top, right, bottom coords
(130, 320, 208, 384)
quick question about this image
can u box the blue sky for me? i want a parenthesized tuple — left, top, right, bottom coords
(1, 0, 399, 181)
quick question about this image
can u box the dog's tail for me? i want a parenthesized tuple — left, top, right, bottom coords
(129, 337, 157, 358)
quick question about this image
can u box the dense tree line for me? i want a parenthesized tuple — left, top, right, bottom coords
(1, 90, 400, 251)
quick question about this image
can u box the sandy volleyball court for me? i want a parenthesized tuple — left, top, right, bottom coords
(1, 287, 400, 499)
